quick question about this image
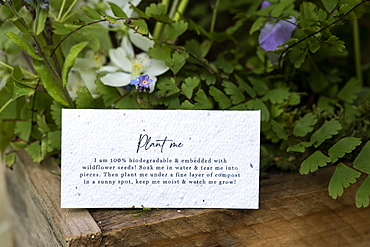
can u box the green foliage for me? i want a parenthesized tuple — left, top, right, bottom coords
(329, 163, 361, 199)
(328, 137, 362, 163)
(310, 120, 342, 148)
(353, 141, 370, 174)
(300, 150, 331, 174)
(356, 177, 370, 208)
(293, 113, 318, 137)
(62, 42, 88, 87)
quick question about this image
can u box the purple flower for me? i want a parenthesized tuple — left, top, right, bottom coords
(258, 1, 297, 51)
(130, 74, 153, 92)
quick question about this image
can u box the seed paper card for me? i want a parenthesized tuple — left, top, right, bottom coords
(61, 109, 260, 209)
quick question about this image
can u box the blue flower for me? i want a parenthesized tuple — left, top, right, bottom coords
(258, 1, 297, 52)
(130, 74, 153, 92)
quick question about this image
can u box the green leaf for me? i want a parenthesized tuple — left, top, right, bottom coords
(5, 152, 16, 169)
(329, 163, 361, 199)
(34, 6, 49, 35)
(145, 3, 166, 17)
(48, 130, 61, 150)
(356, 176, 370, 208)
(325, 35, 345, 52)
(37, 114, 50, 134)
(181, 77, 200, 99)
(181, 100, 195, 110)
(33, 59, 69, 106)
(52, 22, 71, 35)
(300, 150, 331, 174)
(262, 88, 290, 104)
(353, 141, 370, 174)
(194, 89, 213, 109)
(338, 77, 361, 104)
(5, 32, 43, 60)
(51, 101, 62, 129)
(81, 5, 102, 20)
(12, 81, 34, 100)
(25, 141, 42, 163)
(328, 137, 362, 163)
(96, 80, 121, 106)
(102, 14, 117, 24)
(157, 77, 180, 97)
(115, 95, 140, 109)
(293, 113, 318, 137)
(8, 17, 32, 33)
(248, 77, 269, 95)
(108, 2, 127, 17)
(14, 119, 32, 141)
(209, 86, 232, 109)
(310, 120, 342, 148)
(270, 119, 288, 140)
(250, 17, 267, 35)
(127, 19, 149, 36)
(167, 50, 189, 74)
(321, 0, 339, 13)
(75, 86, 97, 108)
(222, 81, 245, 105)
(164, 20, 188, 40)
(246, 98, 270, 122)
(62, 42, 88, 86)
(148, 43, 172, 63)
(235, 75, 256, 98)
(287, 141, 313, 153)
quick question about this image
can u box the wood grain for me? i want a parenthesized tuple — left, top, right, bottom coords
(5, 150, 370, 246)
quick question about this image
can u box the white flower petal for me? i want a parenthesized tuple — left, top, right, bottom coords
(98, 65, 120, 73)
(100, 72, 132, 87)
(79, 70, 99, 96)
(120, 35, 135, 58)
(147, 75, 157, 93)
(109, 47, 132, 72)
(143, 58, 169, 76)
(128, 29, 154, 52)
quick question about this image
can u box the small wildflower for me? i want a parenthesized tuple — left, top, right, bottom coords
(130, 74, 152, 92)
(40, 0, 49, 9)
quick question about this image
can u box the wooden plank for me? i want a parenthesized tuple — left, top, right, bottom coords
(90, 166, 370, 246)
(5, 150, 102, 247)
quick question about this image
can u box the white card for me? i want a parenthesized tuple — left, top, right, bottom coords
(61, 109, 260, 209)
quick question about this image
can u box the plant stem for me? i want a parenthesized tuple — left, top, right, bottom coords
(173, 0, 189, 21)
(60, 0, 79, 22)
(210, 0, 220, 33)
(352, 16, 363, 85)
(153, 0, 171, 40)
(57, 0, 67, 21)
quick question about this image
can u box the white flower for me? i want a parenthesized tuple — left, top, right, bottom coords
(67, 51, 105, 99)
(99, 35, 168, 93)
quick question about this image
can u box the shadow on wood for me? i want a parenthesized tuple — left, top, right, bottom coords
(5, 150, 370, 246)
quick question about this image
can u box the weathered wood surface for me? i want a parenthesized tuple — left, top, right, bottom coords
(5, 150, 101, 247)
(5, 150, 370, 246)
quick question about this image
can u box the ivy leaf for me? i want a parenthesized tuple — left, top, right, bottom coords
(270, 119, 288, 140)
(353, 141, 370, 174)
(62, 42, 88, 87)
(181, 77, 200, 99)
(108, 2, 127, 17)
(194, 89, 213, 109)
(222, 81, 245, 105)
(262, 88, 290, 104)
(310, 120, 342, 148)
(300, 150, 331, 174)
(329, 163, 361, 199)
(293, 113, 318, 137)
(338, 77, 361, 104)
(81, 5, 101, 20)
(25, 141, 42, 163)
(246, 98, 270, 122)
(287, 141, 313, 153)
(356, 176, 370, 208)
(5, 32, 42, 61)
(325, 35, 345, 52)
(209, 86, 232, 109)
(167, 50, 189, 74)
(328, 137, 362, 163)
(75, 86, 97, 108)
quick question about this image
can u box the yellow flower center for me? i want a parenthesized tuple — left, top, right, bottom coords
(132, 61, 142, 76)
(141, 80, 148, 85)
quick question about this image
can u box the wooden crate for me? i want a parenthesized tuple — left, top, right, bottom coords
(4, 149, 370, 246)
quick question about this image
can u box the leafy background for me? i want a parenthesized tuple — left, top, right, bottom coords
(0, 0, 370, 207)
